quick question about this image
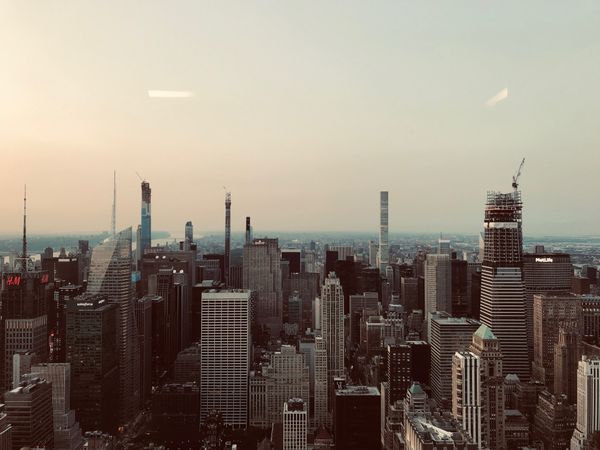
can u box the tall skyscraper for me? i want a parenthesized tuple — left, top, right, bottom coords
(224, 191, 231, 287)
(554, 326, 582, 404)
(430, 317, 480, 404)
(0, 405, 11, 450)
(469, 325, 505, 450)
(480, 189, 529, 381)
(333, 385, 381, 450)
(245, 217, 253, 245)
(320, 274, 345, 396)
(378, 191, 389, 273)
(200, 290, 251, 428)
(140, 181, 151, 262)
(243, 238, 283, 335)
(184, 221, 193, 250)
(571, 357, 600, 450)
(283, 399, 308, 450)
(87, 227, 139, 425)
(532, 293, 582, 390)
(314, 336, 329, 429)
(424, 254, 451, 317)
(452, 351, 482, 449)
(4, 315, 47, 390)
(66, 293, 119, 432)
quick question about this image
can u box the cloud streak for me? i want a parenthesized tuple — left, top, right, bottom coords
(485, 88, 508, 107)
(148, 90, 194, 98)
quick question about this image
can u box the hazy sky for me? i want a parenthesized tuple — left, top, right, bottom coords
(2, 1, 599, 236)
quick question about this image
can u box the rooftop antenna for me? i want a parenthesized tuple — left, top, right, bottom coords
(21, 185, 27, 271)
(512, 158, 525, 191)
(111, 170, 116, 236)
(136, 171, 145, 182)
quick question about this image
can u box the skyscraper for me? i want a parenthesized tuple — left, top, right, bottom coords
(314, 336, 329, 429)
(452, 351, 482, 449)
(571, 357, 600, 450)
(184, 221, 193, 250)
(469, 325, 505, 450)
(283, 399, 308, 450)
(245, 217, 253, 245)
(87, 227, 139, 425)
(140, 181, 151, 263)
(480, 189, 529, 381)
(224, 191, 231, 287)
(200, 290, 251, 428)
(424, 254, 451, 317)
(243, 238, 283, 335)
(378, 191, 389, 273)
(333, 385, 381, 450)
(320, 274, 345, 396)
(554, 326, 582, 404)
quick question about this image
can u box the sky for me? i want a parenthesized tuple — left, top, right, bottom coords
(1, 1, 599, 236)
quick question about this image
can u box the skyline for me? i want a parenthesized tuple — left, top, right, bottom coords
(2, 2, 600, 235)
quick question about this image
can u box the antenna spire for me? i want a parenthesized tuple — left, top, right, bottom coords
(22, 185, 27, 267)
(111, 170, 117, 236)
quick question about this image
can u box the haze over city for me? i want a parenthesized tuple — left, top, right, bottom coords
(2, 1, 600, 235)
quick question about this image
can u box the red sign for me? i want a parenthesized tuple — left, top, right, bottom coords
(40, 273, 49, 284)
(5, 275, 21, 287)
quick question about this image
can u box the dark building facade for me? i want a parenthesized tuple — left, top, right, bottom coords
(334, 386, 381, 450)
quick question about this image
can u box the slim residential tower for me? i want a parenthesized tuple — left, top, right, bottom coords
(378, 191, 389, 272)
(140, 181, 151, 261)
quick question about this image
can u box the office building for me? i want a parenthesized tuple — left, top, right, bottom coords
(320, 274, 345, 396)
(87, 227, 138, 425)
(452, 351, 482, 449)
(334, 386, 381, 450)
(4, 315, 47, 391)
(504, 410, 529, 450)
(480, 190, 529, 381)
(554, 325, 582, 404)
(424, 254, 451, 317)
(173, 342, 201, 384)
(49, 284, 84, 363)
(581, 296, 600, 343)
(523, 249, 572, 360)
(5, 377, 54, 450)
(401, 277, 419, 314)
(533, 391, 576, 450)
(200, 290, 251, 428)
(452, 256, 470, 317)
(532, 293, 582, 389)
(184, 221, 193, 250)
(387, 344, 412, 405)
(224, 191, 231, 286)
(243, 238, 283, 335)
(263, 345, 310, 424)
(314, 336, 329, 429)
(430, 317, 480, 404)
(66, 293, 119, 432)
(469, 325, 505, 450)
(152, 382, 200, 436)
(283, 399, 307, 450)
(29, 363, 84, 450)
(135, 295, 153, 405)
(349, 292, 379, 346)
(571, 357, 600, 450)
(378, 191, 389, 272)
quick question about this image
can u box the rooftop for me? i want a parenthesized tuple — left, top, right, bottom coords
(474, 324, 497, 340)
(336, 385, 380, 397)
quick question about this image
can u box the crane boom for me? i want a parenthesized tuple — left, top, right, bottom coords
(512, 158, 525, 190)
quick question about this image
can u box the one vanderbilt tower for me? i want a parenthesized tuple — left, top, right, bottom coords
(479, 160, 529, 381)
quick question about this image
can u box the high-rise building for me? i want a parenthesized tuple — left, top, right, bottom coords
(5, 377, 54, 449)
(314, 336, 329, 429)
(263, 345, 310, 425)
(430, 317, 480, 404)
(424, 254, 451, 317)
(469, 325, 505, 450)
(387, 344, 412, 405)
(87, 227, 138, 425)
(349, 292, 379, 346)
(533, 391, 576, 450)
(29, 363, 84, 450)
(532, 293, 581, 390)
(571, 357, 600, 450)
(554, 326, 582, 404)
(480, 190, 529, 381)
(283, 399, 307, 450)
(200, 290, 251, 428)
(581, 296, 600, 344)
(4, 315, 47, 391)
(184, 221, 193, 250)
(140, 181, 151, 263)
(523, 249, 572, 360)
(173, 342, 201, 384)
(401, 277, 419, 314)
(452, 351, 482, 448)
(334, 386, 381, 450)
(243, 238, 283, 335)
(378, 191, 389, 273)
(245, 217, 253, 245)
(135, 296, 153, 406)
(49, 284, 85, 363)
(320, 274, 345, 396)
(66, 293, 119, 433)
(224, 191, 231, 287)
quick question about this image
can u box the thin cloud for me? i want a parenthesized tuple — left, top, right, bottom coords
(485, 88, 508, 107)
(147, 90, 194, 98)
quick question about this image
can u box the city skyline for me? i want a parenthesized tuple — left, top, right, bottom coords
(2, 2, 600, 235)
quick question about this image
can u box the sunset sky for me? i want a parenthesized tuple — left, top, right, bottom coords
(2, 1, 599, 235)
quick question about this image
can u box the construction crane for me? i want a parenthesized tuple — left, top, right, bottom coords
(512, 158, 525, 191)
(136, 171, 145, 183)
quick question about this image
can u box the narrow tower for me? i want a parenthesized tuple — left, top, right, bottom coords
(378, 191, 389, 273)
(245, 217, 252, 245)
(140, 180, 151, 261)
(111, 171, 117, 237)
(20, 185, 28, 272)
(224, 191, 231, 287)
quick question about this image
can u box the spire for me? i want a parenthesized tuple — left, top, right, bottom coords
(22, 184, 27, 265)
(111, 170, 116, 236)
